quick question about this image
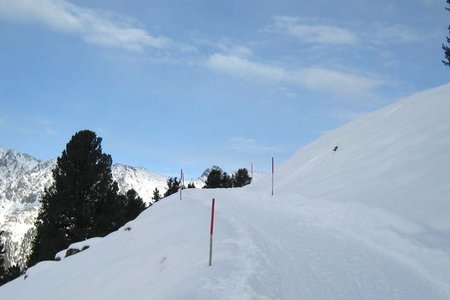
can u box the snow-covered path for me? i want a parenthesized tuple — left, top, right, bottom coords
(203, 188, 450, 299)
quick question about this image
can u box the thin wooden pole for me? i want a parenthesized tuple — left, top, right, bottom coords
(209, 198, 215, 266)
(271, 157, 274, 196)
(180, 169, 184, 200)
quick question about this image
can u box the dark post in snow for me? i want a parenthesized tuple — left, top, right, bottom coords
(209, 198, 215, 267)
(180, 169, 184, 200)
(271, 157, 274, 196)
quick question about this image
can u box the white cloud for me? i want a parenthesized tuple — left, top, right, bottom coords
(373, 25, 422, 45)
(228, 137, 280, 153)
(0, 0, 170, 52)
(207, 54, 383, 97)
(297, 68, 382, 97)
(270, 16, 358, 45)
(207, 53, 287, 82)
(268, 16, 422, 48)
(217, 40, 253, 57)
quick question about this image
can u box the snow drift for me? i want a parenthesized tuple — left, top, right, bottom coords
(1, 83, 450, 299)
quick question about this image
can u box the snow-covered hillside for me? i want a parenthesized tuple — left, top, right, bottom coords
(1, 83, 450, 299)
(0, 149, 169, 269)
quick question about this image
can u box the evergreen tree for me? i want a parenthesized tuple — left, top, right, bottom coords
(164, 177, 180, 197)
(152, 187, 162, 203)
(233, 168, 252, 187)
(204, 169, 223, 188)
(204, 167, 241, 188)
(0, 233, 22, 286)
(3, 265, 21, 284)
(28, 130, 124, 267)
(221, 172, 233, 188)
(443, 0, 450, 66)
(187, 182, 196, 189)
(124, 189, 146, 220)
(204, 166, 253, 188)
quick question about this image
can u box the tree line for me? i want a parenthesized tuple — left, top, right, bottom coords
(154, 165, 252, 201)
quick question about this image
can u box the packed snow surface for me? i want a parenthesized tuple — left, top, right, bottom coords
(1, 83, 450, 299)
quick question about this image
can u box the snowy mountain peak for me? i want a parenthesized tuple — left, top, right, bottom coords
(0, 147, 41, 188)
(111, 164, 168, 204)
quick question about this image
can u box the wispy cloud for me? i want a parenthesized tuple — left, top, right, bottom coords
(207, 53, 287, 82)
(216, 40, 253, 57)
(267, 16, 423, 48)
(228, 137, 280, 153)
(37, 118, 57, 136)
(0, 0, 170, 52)
(268, 16, 358, 45)
(298, 68, 382, 97)
(207, 54, 383, 97)
(0, 117, 5, 125)
(373, 25, 422, 45)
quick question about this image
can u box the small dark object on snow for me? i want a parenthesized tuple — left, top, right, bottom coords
(65, 245, 89, 258)
(124, 227, 132, 231)
(65, 248, 81, 258)
(333, 146, 338, 152)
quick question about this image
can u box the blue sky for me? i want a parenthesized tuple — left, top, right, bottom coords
(0, 0, 448, 178)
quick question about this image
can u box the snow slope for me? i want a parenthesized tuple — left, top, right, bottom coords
(1, 83, 450, 299)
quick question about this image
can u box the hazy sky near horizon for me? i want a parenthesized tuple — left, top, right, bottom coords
(0, 0, 448, 177)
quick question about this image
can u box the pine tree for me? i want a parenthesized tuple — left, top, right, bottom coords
(0, 233, 22, 286)
(187, 182, 196, 189)
(233, 168, 252, 187)
(221, 172, 232, 188)
(152, 187, 162, 203)
(163, 177, 180, 197)
(204, 169, 223, 188)
(443, 0, 450, 66)
(122, 189, 146, 221)
(4, 265, 21, 283)
(28, 130, 124, 267)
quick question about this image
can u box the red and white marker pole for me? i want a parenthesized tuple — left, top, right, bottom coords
(209, 198, 215, 266)
(271, 157, 274, 196)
